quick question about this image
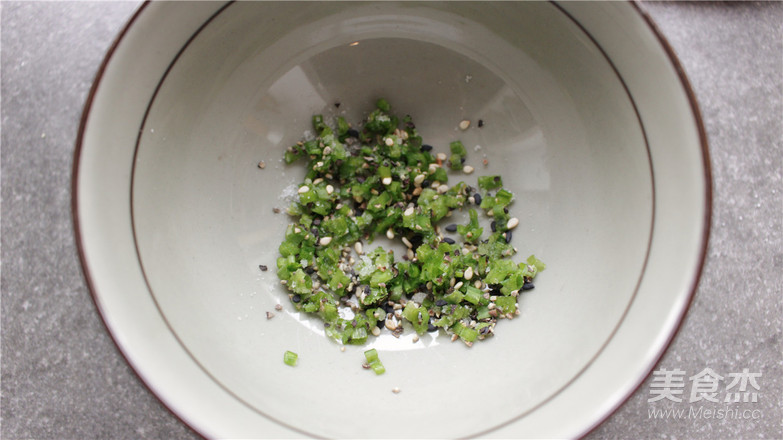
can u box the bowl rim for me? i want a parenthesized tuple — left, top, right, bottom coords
(71, 1, 712, 438)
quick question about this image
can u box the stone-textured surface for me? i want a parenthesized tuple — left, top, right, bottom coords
(1, 1, 780, 439)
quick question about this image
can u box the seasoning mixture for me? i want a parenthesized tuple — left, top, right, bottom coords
(276, 99, 544, 346)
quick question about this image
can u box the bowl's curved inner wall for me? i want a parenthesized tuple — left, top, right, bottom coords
(131, 2, 653, 437)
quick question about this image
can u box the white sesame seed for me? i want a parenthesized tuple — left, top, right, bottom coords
(412, 187, 423, 196)
(413, 174, 426, 186)
(382, 176, 392, 185)
(436, 152, 447, 161)
(312, 177, 323, 185)
(326, 184, 334, 194)
(392, 387, 401, 394)
(385, 137, 394, 146)
(371, 326, 381, 336)
(428, 163, 439, 174)
(463, 165, 474, 174)
(407, 248, 415, 260)
(453, 281, 463, 290)
(464, 266, 474, 280)
(298, 185, 310, 194)
(323, 146, 332, 155)
(459, 120, 470, 130)
(354, 241, 363, 255)
(402, 237, 413, 248)
(412, 335, 419, 343)
(507, 217, 520, 229)
(319, 236, 333, 245)
(437, 184, 449, 194)
(340, 346, 346, 352)
(386, 228, 395, 239)
(404, 206, 415, 216)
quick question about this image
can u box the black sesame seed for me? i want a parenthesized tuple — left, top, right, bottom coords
(442, 237, 455, 244)
(347, 128, 360, 138)
(490, 221, 496, 232)
(334, 102, 341, 108)
(473, 193, 482, 205)
(292, 294, 301, 303)
(478, 119, 484, 128)
(504, 207, 509, 214)
(505, 231, 513, 243)
(422, 144, 433, 152)
(377, 319, 385, 329)
(521, 281, 535, 291)
(427, 322, 438, 332)
(259, 264, 268, 272)
(435, 299, 447, 307)
(305, 267, 315, 274)
(383, 303, 395, 314)
(445, 224, 458, 232)
(422, 179, 431, 188)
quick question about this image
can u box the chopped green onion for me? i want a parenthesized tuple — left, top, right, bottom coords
(275, 99, 544, 347)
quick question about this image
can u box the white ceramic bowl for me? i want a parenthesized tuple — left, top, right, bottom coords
(74, 2, 710, 438)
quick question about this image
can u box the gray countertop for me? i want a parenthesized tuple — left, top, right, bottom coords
(1, 2, 781, 439)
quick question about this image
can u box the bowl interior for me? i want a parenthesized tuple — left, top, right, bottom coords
(128, 2, 653, 438)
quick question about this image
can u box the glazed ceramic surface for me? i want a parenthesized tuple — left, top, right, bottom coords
(74, 2, 709, 438)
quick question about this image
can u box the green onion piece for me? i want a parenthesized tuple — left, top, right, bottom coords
(478, 175, 503, 190)
(370, 361, 386, 375)
(495, 296, 517, 314)
(364, 348, 380, 364)
(283, 350, 298, 366)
